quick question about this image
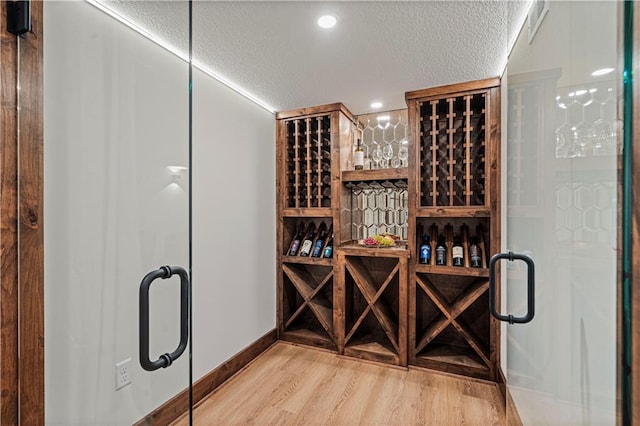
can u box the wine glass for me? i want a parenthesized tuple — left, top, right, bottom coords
(592, 119, 611, 156)
(574, 127, 593, 157)
(398, 146, 409, 167)
(371, 144, 382, 169)
(555, 130, 567, 159)
(382, 144, 393, 168)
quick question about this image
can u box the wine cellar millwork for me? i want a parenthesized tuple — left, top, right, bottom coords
(276, 78, 501, 380)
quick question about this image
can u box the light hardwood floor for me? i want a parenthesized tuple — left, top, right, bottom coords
(174, 342, 505, 425)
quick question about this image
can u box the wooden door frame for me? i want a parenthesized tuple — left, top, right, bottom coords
(0, 1, 44, 424)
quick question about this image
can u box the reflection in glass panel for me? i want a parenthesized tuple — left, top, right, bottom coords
(505, 1, 618, 424)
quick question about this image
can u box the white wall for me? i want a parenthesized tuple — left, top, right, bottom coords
(44, 2, 275, 424)
(192, 53, 276, 382)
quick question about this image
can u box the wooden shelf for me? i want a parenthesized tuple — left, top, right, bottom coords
(415, 207, 491, 218)
(282, 327, 336, 351)
(415, 264, 488, 277)
(282, 208, 332, 217)
(282, 256, 333, 266)
(338, 243, 409, 258)
(344, 335, 400, 365)
(415, 345, 489, 372)
(341, 168, 408, 182)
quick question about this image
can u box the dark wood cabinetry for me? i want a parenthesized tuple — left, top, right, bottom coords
(407, 78, 501, 380)
(277, 78, 501, 380)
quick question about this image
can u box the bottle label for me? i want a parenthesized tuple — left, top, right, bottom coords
(452, 246, 463, 258)
(436, 247, 446, 265)
(419, 245, 431, 264)
(289, 240, 300, 256)
(323, 246, 333, 258)
(312, 240, 324, 257)
(354, 151, 364, 168)
(300, 240, 313, 256)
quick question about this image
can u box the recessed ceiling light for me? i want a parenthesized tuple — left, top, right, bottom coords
(371, 101, 383, 109)
(317, 15, 337, 29)
(592, 68, 615, 76)
(589, 88, 598, 93)
(575, 90, 587, 96)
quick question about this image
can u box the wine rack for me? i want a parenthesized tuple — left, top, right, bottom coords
(284, 114, 332, 209)
(407, 78, 501, 380)
(282, 218, 333, 266)
(336, 248, 408, 366)
(415, 218, 490, 275)
(282, 262, 335, 349)
(413, 273, 490, 378)
(277, 81, 501, 379)
(418, 93, 486, 208)
(277, 103, 356, 350)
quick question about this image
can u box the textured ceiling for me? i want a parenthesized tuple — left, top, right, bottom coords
(96, 1, 531, 114)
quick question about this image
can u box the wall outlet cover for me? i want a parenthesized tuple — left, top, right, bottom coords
(115, 358, 132, 391)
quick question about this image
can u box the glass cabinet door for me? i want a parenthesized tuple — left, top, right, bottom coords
(44, 1, 192, 424)
(501, 1, 621, 424)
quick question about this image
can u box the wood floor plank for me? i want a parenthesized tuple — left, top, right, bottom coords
(174, 342, 505, 425)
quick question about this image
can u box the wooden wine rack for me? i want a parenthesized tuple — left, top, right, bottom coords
(336, 248, 408, 366)
(277, 79, 501, 380)
(417, 91, 487, 208)
(284, 115, 332, 209)
(407, 78, 501, 380)
(281, 262, 335, 349)
(277, 103, 355, 350)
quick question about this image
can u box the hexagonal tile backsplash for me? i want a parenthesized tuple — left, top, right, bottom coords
(355, 109, 408, 168)
(555, 85, 621, 158)
(351, 187, 408, 240)
(555, 181, 615, 243)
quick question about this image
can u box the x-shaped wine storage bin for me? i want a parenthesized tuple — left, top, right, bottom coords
(335, 246, 408, 366)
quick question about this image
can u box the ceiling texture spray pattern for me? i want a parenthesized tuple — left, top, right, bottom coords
(97, 1, 530, 114)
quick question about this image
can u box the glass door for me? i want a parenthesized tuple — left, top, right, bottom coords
(44, 1, 192, 424)
(500, 1, 623, 424)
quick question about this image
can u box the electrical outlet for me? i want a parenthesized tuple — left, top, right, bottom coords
(115, 358, 132, 391)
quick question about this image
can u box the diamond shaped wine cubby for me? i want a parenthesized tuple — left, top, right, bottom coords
(414, 273, 491, 378)
(336, 248, 408, 366)
(281, 262, 335, 350)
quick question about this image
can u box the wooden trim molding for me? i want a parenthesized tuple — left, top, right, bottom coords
(404, 77, 501, 101)
(495, 366, 523, 426)
(1, 1, 44, 424)
(275, 102, 356, 123)
(134, 329, 277, 425)
(0, 1, 20, 423)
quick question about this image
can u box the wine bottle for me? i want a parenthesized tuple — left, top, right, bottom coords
(311, 222, 328, 257)
(452, 235, 464, 267)
(469, 237, 482, 268)
(419, 234, 431, 264)
(323, 232, 334, 258)
(354, 138, 364, 170)
(435, 234, 446, 266)
(311, 148, 332, 161)
(299, 223, 317, 257)
(288, 222, 305, 256)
